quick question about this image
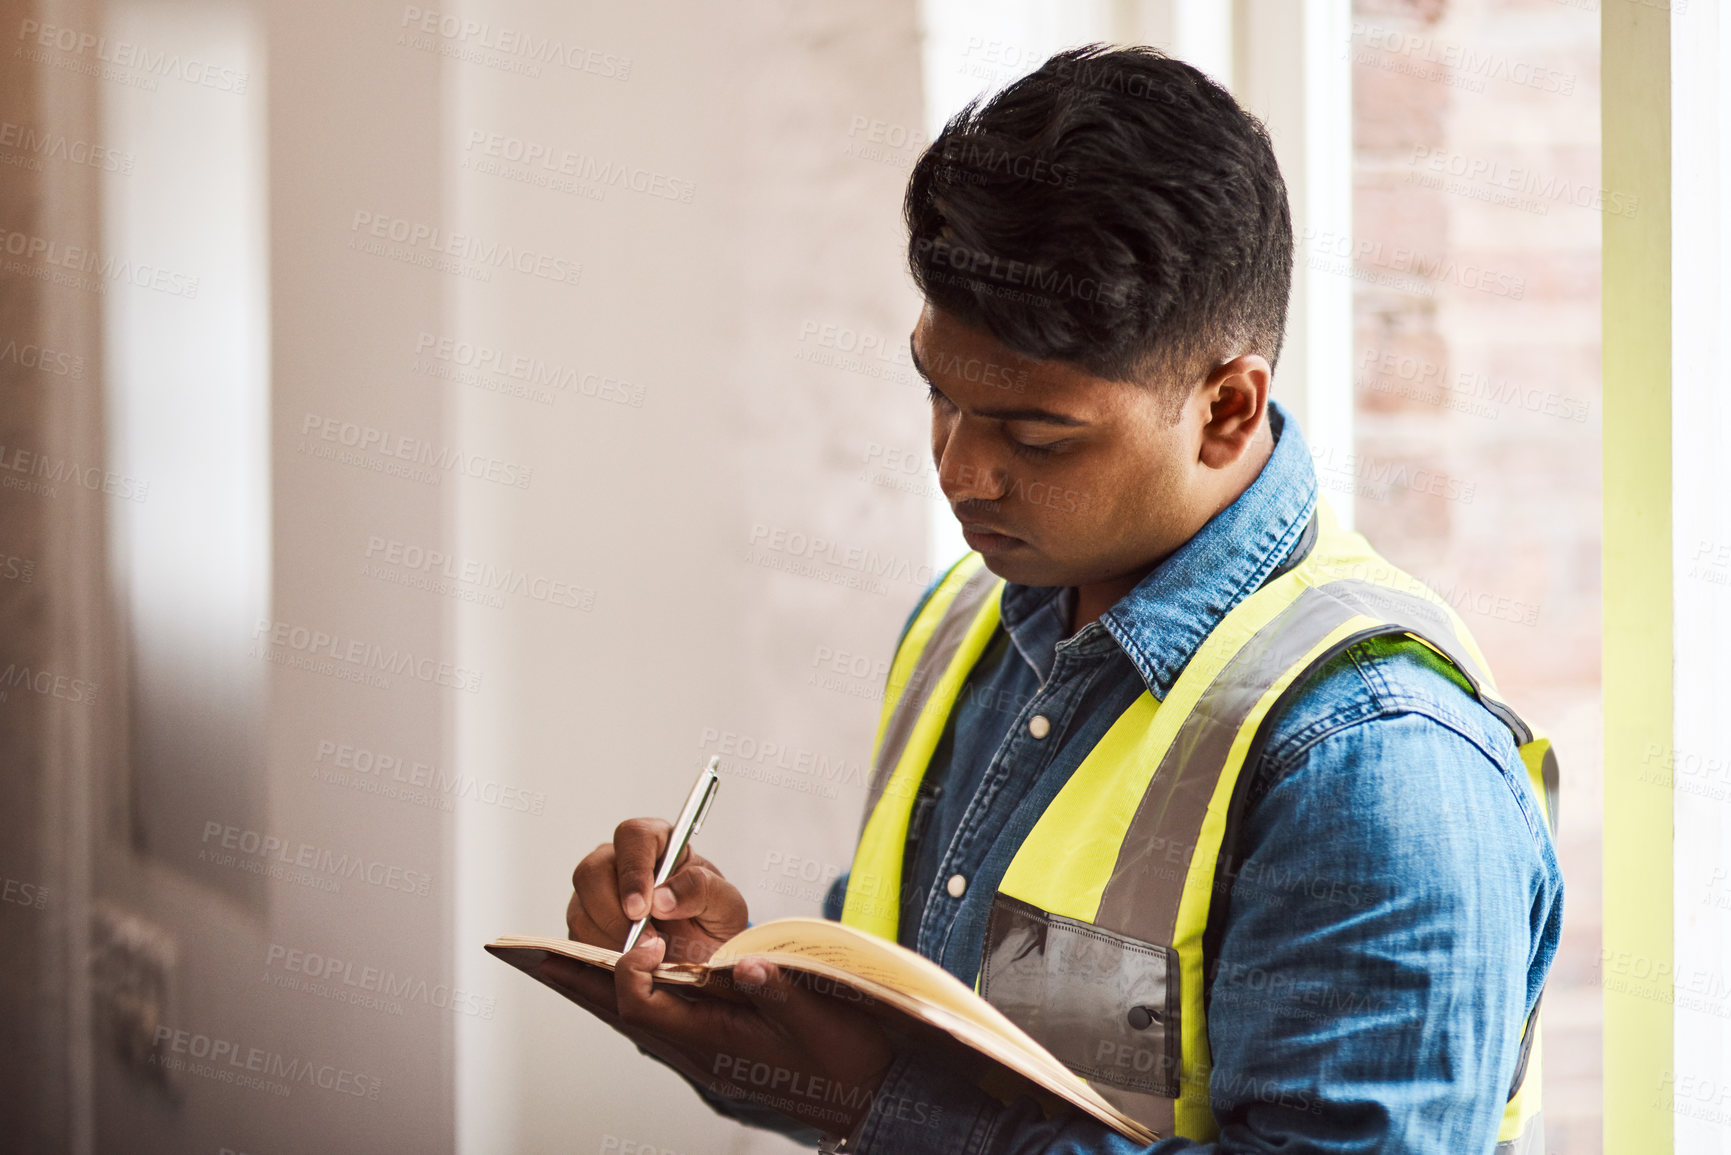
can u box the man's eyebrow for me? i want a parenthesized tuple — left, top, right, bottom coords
(910, 334, 1088, 427)
(974, 405, 1087, 426)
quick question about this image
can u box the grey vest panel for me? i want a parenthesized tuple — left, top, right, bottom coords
(861, 562, 1002, 830)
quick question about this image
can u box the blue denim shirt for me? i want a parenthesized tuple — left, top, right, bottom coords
(703, 402, 1563, 1153)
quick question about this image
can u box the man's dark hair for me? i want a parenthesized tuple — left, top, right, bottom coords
(905, 45, 1293, 400)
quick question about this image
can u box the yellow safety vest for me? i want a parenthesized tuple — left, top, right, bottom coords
(841, 500, 1557, 1153)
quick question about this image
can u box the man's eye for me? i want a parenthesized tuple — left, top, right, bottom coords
(925, 383, 950, 407)
(1010, 438, 1066, 460)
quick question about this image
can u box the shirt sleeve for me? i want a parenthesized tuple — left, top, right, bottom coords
(824, 870, 849, 921)
(854, 708, 1562, 1155)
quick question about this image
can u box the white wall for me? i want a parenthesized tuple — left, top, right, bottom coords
(446, 2, 928, 1151)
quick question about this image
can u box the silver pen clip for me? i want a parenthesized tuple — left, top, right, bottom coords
(690, 774, 719, 837)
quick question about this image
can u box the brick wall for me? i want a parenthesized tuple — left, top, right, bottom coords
(1349, 1, 1602, 1150)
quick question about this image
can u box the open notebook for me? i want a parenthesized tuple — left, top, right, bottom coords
(487, 916, 1155, 1143)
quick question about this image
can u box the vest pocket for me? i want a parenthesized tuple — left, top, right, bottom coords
(979, 893, 1180, 1099)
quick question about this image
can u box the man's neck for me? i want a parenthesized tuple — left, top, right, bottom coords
(1069, 573, 1147, 634)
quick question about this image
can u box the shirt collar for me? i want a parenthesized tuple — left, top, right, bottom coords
(998, 584, 1075, 683)
(998, 399, 1318, 699)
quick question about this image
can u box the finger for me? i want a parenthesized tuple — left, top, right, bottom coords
(653, 862, 749, 935)
(564, 890, 605, 945)
(613, 933, 674, 1028)
(613, 818, 673, 922)
(568, 888, 661, 951)
(569, 845, 629, 944)
(612, 933, 748, 1046)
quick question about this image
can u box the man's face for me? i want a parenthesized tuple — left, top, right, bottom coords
(911, 304, 1210, 590)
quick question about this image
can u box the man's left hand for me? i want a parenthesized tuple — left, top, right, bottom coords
(538, 934, 894, 1139)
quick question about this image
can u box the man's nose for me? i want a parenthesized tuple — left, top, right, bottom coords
(935, 423, 1009, 503)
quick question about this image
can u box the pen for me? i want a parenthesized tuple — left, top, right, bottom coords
(621, 755, 721, 955)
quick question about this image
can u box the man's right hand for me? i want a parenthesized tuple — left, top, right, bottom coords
(565, 817, 750, 965)
(557, 819, 892, 1140)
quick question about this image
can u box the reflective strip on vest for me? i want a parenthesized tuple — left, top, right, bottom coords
(843, 554, 1003, 937)
(842, 500, 1555, 1144)
(1495, 1095, 1544, 1154)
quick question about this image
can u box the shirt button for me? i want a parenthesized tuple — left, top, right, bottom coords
(946, 874, 968, 898)
(1028, 714, 1051, 739)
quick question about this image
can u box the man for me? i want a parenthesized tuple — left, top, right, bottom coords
(553, 45, 1563, 1154)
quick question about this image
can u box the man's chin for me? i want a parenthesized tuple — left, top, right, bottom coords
(972, 549, 1066, 588)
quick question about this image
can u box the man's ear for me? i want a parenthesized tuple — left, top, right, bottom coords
(1196, 354, 1271, 470)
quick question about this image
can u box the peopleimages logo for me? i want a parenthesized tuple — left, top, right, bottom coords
(746, 524, 933, 587)
(1310, 446, 1477, 505)
(1407, 145, 1637, 219)
(414, 331, 646, 408)
(1302, 227, 1524, 299)
(0, 660, 98, 704)
(199, 821, 434, 897)
(1350, 22, 1577, 95)
(348, 211, 582, 287)
(912, 237, 1134, 307)
(2, 875, 48, 909)
(364, 535, 595, 611)
(0, 441, 149, 501)
(0, 120, 133, 174)
(250, 617, 483, 693)
(15, 19, 250, 92)
(462, 130, 695, 203)
(264, 942, 495, 1019)
(313, 737, 548, 815)
(0, 335, 84, 377)
(757, 850, 845, 906)
(149, 1024, 382, 1099)
(699, 726, 869, 795)
(300, 413, 534, 489)
(1355, 347, 1590, 425)
(937, 139, 1075, 189)
(0, 226, 199, 298)
(398, 7, 631, 80)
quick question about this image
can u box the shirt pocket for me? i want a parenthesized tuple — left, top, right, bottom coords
(979, 893, 1181, 1098)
